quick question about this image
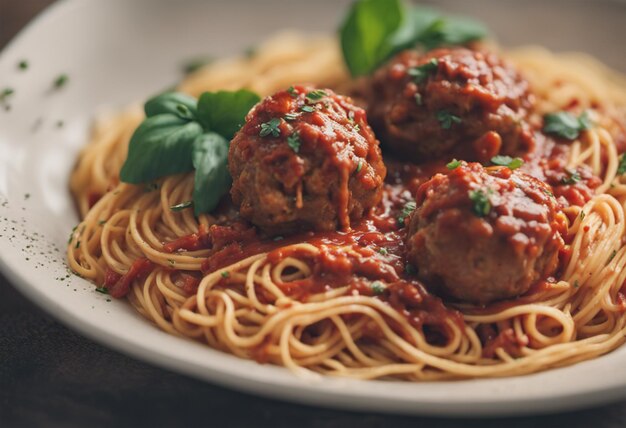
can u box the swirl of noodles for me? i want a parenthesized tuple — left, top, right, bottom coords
(67, 34, 626, 380)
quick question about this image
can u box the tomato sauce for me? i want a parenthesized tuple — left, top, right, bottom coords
(103, 258, 154, 298)
(106, 119, 613, 355)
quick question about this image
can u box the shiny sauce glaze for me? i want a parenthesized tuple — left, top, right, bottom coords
(228, 85, 386, 234)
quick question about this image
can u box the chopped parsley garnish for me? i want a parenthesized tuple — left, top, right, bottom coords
(53, 74, 69, 89)
(353, 123, 361, 132)
(170, 200, 193, 212)
(446, 159, 461, 170)
(355, 160, 363, 173)
(18, 60, 28, 70)
(573, 280, 579, 289)
(407, 58, 438, 83)
(68, 225, 77, 244)
(543, 111, 592, 140)
(608, 250, 617, 265)
(378, 247, 388, 256)
(75, 240, 81, 249)
(469, 189, 491, 217)
(95, 286, 109, 294)
(397, 201, 416, 227)
(1, 87, 14, 102)
(371, 281, 386, 295)
(617, 154, 626, 176)
(287, 86, 297, 97)
(542, 188, 555, 198)
(305, 89, 327, 101)
(221, 271, 230, 278)
(490, 155, 524, 170)
(300, 105, 316, 113)
(579, 211, 586, 221)
(561, 168, 581, 185)
(168, 259, 175, 266)
(507, 158, 523, 170)
(98, 220, 106, 225)
(414, 93, 422, 106)
(259, 117, 281, 137)
(284, 112, 299, 121)
(287, 132, 301, 153)
(436, 110, 461, 129)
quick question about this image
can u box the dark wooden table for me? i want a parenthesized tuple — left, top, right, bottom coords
(2, 1, 626, 426)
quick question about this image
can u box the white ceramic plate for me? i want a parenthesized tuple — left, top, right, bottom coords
(1, 0, 626, 417)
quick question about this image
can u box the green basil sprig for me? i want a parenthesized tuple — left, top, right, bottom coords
(120, 89, 260, 215)
(191, 133, 231, 215)
(340, 0, 488, 77)
(197, 90, 262, 139)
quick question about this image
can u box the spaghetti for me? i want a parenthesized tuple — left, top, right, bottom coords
(67, 33, 626, 380)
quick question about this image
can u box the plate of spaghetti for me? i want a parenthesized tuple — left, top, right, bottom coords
(2, 0, 626, 416)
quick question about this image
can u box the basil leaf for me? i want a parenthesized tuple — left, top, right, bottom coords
(442, 15, 489, 45)
(469, 189, 491, 217)
(578, 111, 592, 130)
(197, 89, 260, 139)
(120, 114, 203, 183)
(340, 0, 404, 77)
(144, 92, 198, 120)
(191, 132, 231, 215)
(387, 5, 440, 52)
(543, 111, 590, 140)
(339, 0, 488, 76)
(418, 15, 487, 50)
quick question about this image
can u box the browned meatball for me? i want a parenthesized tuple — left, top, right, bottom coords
(405, 162, 566, 304)
(367, 48, 535, 162)
(229, 85, 386, 234)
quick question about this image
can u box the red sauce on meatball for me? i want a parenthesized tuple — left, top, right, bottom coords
(366, 48, 535, 162)
(405, 162, 567, 304)
(229, 85, 386, 234)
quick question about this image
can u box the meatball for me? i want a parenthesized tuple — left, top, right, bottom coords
(367, 48, 535, 162)
(229, 85, 386, 234)
(405, 162, 566, 304)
